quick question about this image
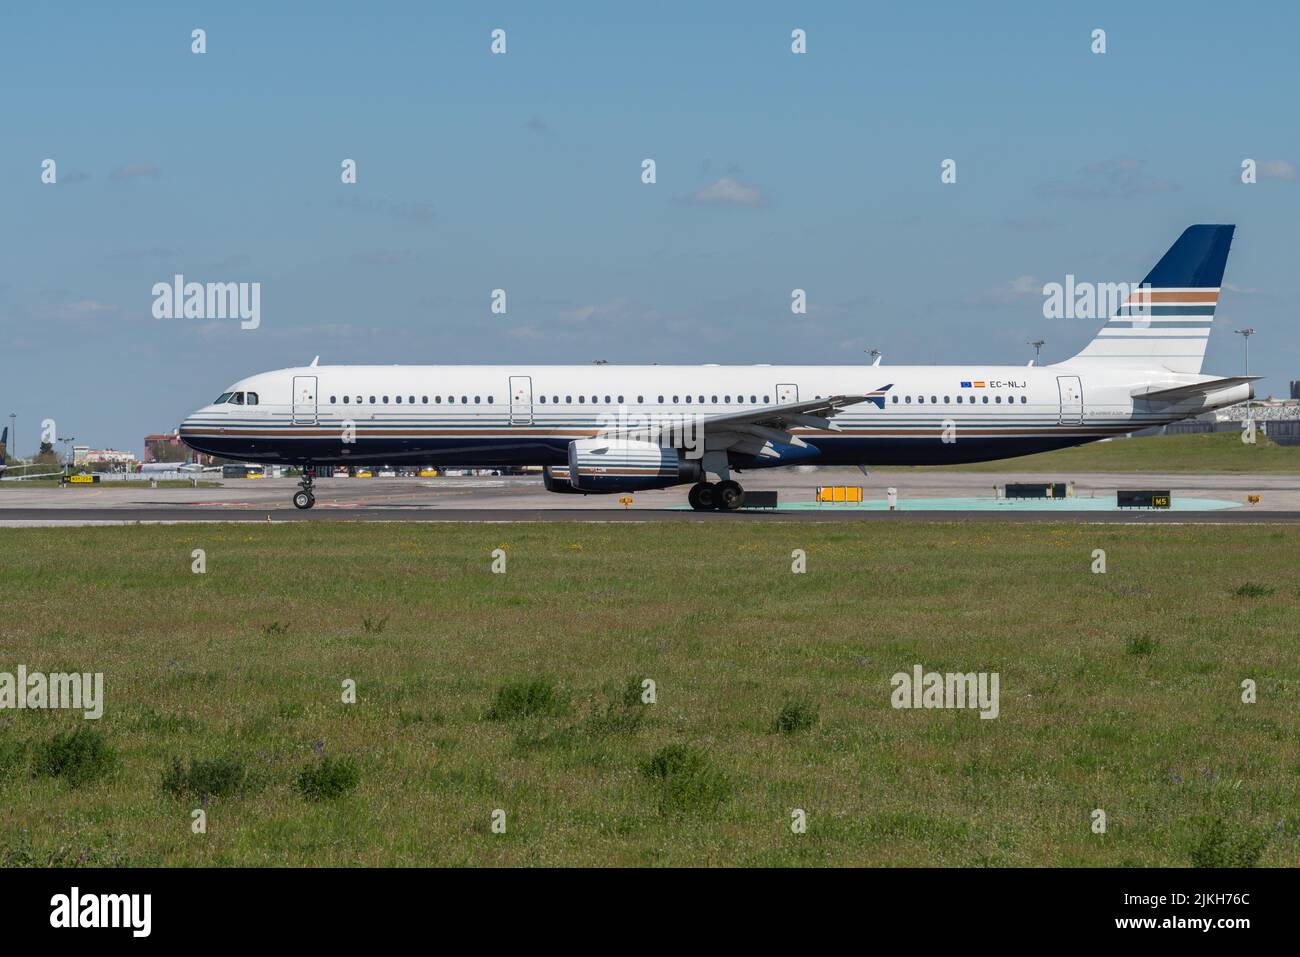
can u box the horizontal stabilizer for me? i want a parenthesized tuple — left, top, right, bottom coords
(1131, 375, 1261, 401)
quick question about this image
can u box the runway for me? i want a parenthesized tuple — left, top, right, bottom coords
(2, 469, 1297, 525)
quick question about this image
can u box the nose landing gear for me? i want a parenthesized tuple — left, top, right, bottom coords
(293, 468, 316, 510)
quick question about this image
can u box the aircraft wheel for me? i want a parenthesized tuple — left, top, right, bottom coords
(293, 490, 315, 510)
(688, 482, 717, 511)
(715, 480, 746, 511)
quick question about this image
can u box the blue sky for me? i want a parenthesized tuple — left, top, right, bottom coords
(3, 1, 1298, 454)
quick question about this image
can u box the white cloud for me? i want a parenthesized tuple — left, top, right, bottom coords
(1259, 159, 1297, 181)
(109, 162, 161, 182)
(960, 276, 1041, 307)
(46, 299, 117, 320)
(681, 176, 768, 208)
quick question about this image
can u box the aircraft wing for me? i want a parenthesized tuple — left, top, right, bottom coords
(603, 386, 890, 461)
(1132, 376, 1262, 401)
(0, 471, 65, 481)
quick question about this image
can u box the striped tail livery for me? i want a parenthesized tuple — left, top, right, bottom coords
(1067, 224, 1234, 374)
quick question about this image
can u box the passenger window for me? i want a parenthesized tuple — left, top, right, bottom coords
(724, 395, 731, 403)
(673, 396, 679, 403)
(383, 396, 389, 404)
(930, 396, 937, 404)
(982, 396, 989, 404)
(343, 396, 350, 404)
(617, 395, 624, 404)
(995, 396, 1002, 404)
(636, 395, 643, 403)
(435, 396, 441, 403)
(329, 396, 336, 404)
(605, 395, 611, 403)
(1021, 396, 1027, 404)
(891, 395, 899, 404)
(685, 395, 692, 403)
(565, 396, 572, 403)
(461, 396, 467, 403)
(475, 396, 481, 404)
(763, 395, 770, 403)
(370, 396, 376, 404)
(422, 396, 428, 404)
(579, 396, 585, 403)
(751, 395, 757, 403)
(658, 396, 664, 403)
(409, 396, 415, 404)
(917, 396, 924, 404)
(955, 396, 961, 404)
(396, 396, 402, 403)
(487, 396, 493, 403)
(905, 396, 912, 404)
(943, 396, 949, 403)
(711, 396, 718, 403)
(539, 395, 546, 404)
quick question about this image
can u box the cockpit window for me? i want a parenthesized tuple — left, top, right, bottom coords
(214, 392, 233, 404)
(246, 392, 258, 405)
(229, 392, 245, 405)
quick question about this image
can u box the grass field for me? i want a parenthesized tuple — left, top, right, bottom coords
(1, 522, 1298, 867)
(875, 431, 1300, 473)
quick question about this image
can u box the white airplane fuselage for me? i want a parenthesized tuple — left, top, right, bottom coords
(176, 226, 1248, 507)
(178, 361, 1249, 469)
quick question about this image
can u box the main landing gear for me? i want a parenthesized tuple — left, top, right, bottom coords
(293, 468, 316, 510)
(688, 480, 746, 512)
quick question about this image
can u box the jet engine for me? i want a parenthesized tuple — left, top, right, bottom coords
(541, 465, 585, 493)
(565, 438, 702, 492)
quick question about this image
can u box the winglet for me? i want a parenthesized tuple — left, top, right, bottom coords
(862, 384, 892, 409)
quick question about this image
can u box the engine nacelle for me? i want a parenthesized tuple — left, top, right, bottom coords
(542, 465, 587, 493)
(566, 438, 701, 492)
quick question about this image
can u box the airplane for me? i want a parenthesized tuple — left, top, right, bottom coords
(179, 225, 1255, 511)
(0, 428, 65, 481)
(138, 461, 219, 474)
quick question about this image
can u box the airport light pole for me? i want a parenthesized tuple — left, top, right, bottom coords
(866, 348, 882, 366)
(1234, 328, 1255, 376)
(1235, 328, 1256, 424)
(1029, 340, 1045, 364)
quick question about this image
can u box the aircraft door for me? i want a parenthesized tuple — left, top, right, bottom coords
(776, 383, 799, 404)
(509, 375, 533, 425)
(292, 375, 318, 424)
(1056, 375, 1083, 425)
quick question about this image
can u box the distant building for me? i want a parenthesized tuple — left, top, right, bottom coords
(1291, 380, 1300, 401)
(74, 447, 139, 467)
(143, 431, 197, 463)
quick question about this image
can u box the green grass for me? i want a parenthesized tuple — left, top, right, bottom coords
(0, 522, 1298, 866)
(874, 431, 1300, 473)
